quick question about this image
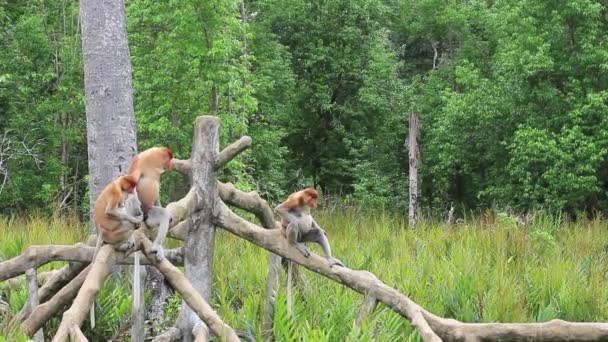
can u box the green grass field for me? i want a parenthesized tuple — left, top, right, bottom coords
(1, 211, 608, 341)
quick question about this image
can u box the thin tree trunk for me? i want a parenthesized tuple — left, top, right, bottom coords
(79, 0, 138, 232)
(211, 85, 219, 115)
(408, 112, 420, 229)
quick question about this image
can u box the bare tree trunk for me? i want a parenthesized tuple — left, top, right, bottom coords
(408, 112, 420, 229)
(175, 117, 220, 341)
(79, 0, 138, 232)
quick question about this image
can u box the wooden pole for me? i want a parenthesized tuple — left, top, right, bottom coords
(25, 268, 44, 342)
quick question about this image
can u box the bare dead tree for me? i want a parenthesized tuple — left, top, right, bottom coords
(408, 112, 420, 229)
(0, 129, 44, 196)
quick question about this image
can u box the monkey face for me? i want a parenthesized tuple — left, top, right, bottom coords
(308, 198, 317, 208)
(303, 188, 319, 208)
(164, 158, 173, 171)
(160, 147, 174, 170)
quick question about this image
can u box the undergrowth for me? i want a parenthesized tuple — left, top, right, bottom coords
(1, 210, 608, 341)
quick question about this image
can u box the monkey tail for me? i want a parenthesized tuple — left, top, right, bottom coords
(90, 233, 102, 329)
(133, 252, 141, 317)
(287, 261, 293, 316)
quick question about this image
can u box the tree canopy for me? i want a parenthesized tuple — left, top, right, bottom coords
(1, 0, 607, 216)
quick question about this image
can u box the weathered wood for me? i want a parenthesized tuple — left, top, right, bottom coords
(215, 202, 441, 341)
(0, 243, 91, 281)
(408, 112, 420, 230)
(425, 316, 608, 341)
(23, 265, 92, 337)
(137, 231, 239, 342)
(132, 253, 146, 342)
(0, 245, 183, 283)
(52, 244, 116, 342)
(175, 116, 220, 342)
(1, 269, 58, 291)
(355, 294, 378, 328)
(147, 263, 174, 337)
(216, 181, 282, 341)
(215, 136, 252, 170)
(80, 0, 137, 230)
(193, 323, 209, 342)
(69, 326, 88, 342)
(25, 268, 44, 342)
(171, 158, 192, 174)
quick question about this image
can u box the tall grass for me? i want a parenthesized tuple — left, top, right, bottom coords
(1, 210, 608, 341)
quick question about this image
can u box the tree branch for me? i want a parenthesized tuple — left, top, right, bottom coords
(0, 245, 183, 282)
(215, 136, 252, 170)
(171, 158, 191, 174)
(52, 244, 116, 341)
(136, 231, 239, 342)
(214, 202, 441, 342)
(22, 265, 92, 337)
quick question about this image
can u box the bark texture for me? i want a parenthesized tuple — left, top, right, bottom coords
(80, 0, 137, 230)
(137, 231, 239, 342)
(408, 112, 420, 229)
(175, 117, 220, 342)
(25, 268, 44, 342)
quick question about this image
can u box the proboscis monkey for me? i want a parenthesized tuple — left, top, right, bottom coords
(127, 147, 173, 214)
(275, 188, 344, 315)
(128, 147, 173, 260)
(275, 188, 344, 267)
(91, 175, 143, 328)
(126, 147, 173, 332)
(94, 175, 143, 248)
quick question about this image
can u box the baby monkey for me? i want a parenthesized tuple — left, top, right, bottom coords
(275, 188, 343, 267)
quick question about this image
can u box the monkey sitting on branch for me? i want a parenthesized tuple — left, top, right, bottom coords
(93, 175, 143, 252)
(275, 188, 344, 268)
(91, 174, 143, 328)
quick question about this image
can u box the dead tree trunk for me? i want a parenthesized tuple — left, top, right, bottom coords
(80, 0, 137, 231)
(408, 112, 420, 230)
(175, 117, 220, 341)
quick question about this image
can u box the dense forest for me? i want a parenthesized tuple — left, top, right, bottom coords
(1, 0, 607, 216)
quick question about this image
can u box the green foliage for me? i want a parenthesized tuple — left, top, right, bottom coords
(3, 0, 608, 213)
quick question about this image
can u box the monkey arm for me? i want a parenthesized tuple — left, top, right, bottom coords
(311, 219, 344, 267)
(105, 207, 143, 225)
(286, 221, 310, 258)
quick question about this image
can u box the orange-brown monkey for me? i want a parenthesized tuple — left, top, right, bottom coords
(94, 175, 143, 247)
(275, 188, 343, 267)
(127, 147, 173, 214)
(128, 147, 173, 260)
(91, 175, 142, 328)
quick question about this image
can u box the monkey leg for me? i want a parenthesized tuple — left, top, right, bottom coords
(286, 221, 310, 257)
(114, 234, 136, 253)
(146, 206, 171, 261)
(300, 229, 344, 267)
